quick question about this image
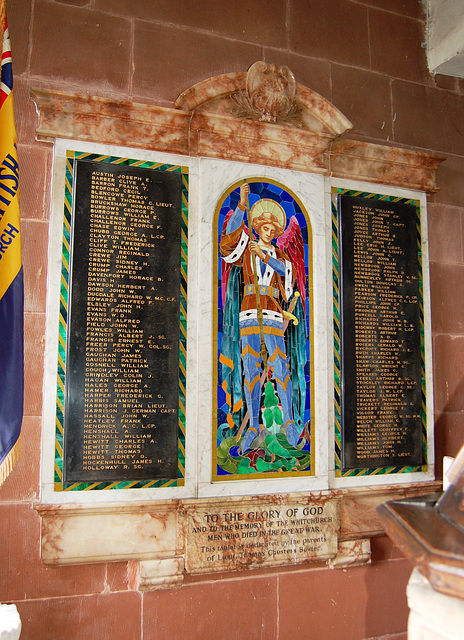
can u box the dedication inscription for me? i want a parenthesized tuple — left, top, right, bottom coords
(338, 194, 424, 471)
(63, 160, 183, 483)
(184, 497, 337, 573)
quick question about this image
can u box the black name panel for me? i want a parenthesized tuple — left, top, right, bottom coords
(338, 194, 423, 471)
(64, 160, 183, 483)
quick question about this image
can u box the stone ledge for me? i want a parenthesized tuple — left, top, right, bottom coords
(35, 482, 441, 589)
(36, 500, 180, 566)
(330, 139, 445, 194)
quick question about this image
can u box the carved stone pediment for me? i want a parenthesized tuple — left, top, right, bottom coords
(32, 60, 444, 190)
(175, 61, 352, 139)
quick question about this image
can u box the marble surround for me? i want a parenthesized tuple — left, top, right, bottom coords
(196, 158, 329, 497)
(42, 141, 200, 504)
(37, 501, 180, 565)
(327, 177, 435, 490)
(34, 63, 443, 585)
(37, 482, 441, 587)
(32, 78, 443, 194)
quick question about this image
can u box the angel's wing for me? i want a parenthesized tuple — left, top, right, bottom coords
(277, 215, 306, 308)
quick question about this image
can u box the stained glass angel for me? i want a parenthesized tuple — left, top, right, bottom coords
(219, 183, 308, 457)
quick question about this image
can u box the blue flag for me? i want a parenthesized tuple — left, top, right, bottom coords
(0, 13, 23, 486)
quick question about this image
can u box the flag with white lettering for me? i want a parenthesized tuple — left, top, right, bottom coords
(0, 6, 23, 486)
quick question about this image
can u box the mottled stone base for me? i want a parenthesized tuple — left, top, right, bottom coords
(328, 539, 371, 569)
(35, 483, 440, 589)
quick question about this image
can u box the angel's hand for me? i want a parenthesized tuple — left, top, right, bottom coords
(239, 183, 250, 207)
(249, 241, 266, 261)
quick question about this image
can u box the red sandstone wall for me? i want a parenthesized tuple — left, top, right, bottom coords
(1, 0, 463, 638)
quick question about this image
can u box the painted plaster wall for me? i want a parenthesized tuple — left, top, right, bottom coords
(1, 0, 463, 638)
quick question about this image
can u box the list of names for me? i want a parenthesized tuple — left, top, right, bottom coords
(339, 195, 423, 470)
(64, 161, 183, 483)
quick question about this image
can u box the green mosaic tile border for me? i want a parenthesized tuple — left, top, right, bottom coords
(331, 187, 427, 478)
(54, 151, 188, 491)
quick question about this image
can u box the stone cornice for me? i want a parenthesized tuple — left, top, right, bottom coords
(32, 87, 444, 192)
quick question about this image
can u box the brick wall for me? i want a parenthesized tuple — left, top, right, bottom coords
(1, 0, 463, 638)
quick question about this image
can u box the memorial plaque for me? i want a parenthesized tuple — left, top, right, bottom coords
(338, 194, 424, 471)
(184, 497, 338, 573)
(63, 159, 184, 483)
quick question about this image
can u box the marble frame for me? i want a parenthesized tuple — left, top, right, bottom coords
(42, 139, 200, 504)
(326, 177, 435, 489)
(42, 144, 435, 506)
(196, 158, 329, 497)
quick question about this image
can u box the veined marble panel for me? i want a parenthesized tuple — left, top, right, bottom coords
(190, 111, 332, 173)
(196, 157, 330, 497)
(32, 85, 443, 193)
(330, 140, 444, 194)
(32, 90, 190, 156)
(139, 557, 185, 590)
(38, 502, 179, 565)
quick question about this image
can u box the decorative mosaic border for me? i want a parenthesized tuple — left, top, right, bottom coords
(331, 187, 427, 478)
(54, 151, 188, 491)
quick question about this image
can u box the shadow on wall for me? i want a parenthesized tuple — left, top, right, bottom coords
(363, 558, 411, 640)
